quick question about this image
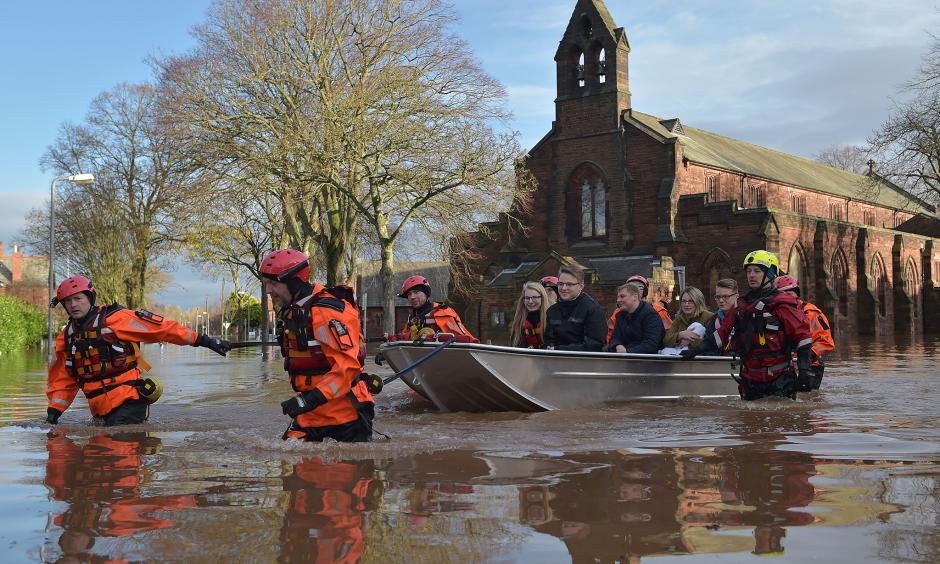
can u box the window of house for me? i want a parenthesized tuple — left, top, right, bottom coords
(863, 209, 876, 226)
(828, 201, 845, 221)
(581, 178, 606, 237)
(744, 184, 766, 208)
(790, 194, 806, 214)
(894, 214, 904, 228)
(577, 52, 585, 88)
(598, 47, 606, 84)
(706, 175, 719, 202)
(490, 310, 506, 326)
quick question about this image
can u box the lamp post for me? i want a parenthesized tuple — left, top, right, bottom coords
(47, 173, 95, 364)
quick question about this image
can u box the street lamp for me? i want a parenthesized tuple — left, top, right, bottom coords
(47, 173, 95, 364)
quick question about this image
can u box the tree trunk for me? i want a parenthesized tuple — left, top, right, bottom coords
(380, 240, 397, 335)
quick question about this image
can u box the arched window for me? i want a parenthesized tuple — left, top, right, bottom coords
(905, 258, 919, 319)
(706, 175, 719, 202)
(830, 250, 848, 316)
(577, 51, 585, 88)
(788, 244, 806, 288)
(598, 47, 607, 84)
(566, 164, 608, 240)
(581, 15, 593, 38)
(702, 248, 733, 302)
(871, 254, 888, 318)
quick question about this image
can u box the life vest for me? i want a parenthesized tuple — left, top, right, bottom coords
(63, 305, 146, 400)
(522, 318, 543, 348)
(802, 301, 834, 365)
(730, 292, 802, 383)
(278, 286, 361, 391)
(402, 302, 478, 343)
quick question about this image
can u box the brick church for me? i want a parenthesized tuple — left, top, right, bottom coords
(453, 0, 940, 343)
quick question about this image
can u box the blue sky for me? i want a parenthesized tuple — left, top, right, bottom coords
(2, 0, 938, 307)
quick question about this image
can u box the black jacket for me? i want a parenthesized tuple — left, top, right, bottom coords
(608, 301, 665, 354)
(544, 291, 607, 351)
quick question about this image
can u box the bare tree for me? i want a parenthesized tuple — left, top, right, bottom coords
(156, 0, 532, 333)
(869, 34, 940, 204)
(814, 144, 870, 174)
(29, 83, 196, 308)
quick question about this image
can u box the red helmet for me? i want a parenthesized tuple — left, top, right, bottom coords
(774, 274, 800, 294)
(626, 275, 649, 298)
(539, 276, 558, 289)
(260, 249, 310, 283)
(399, 275, 431, 298)
(55, 275, 96, 306)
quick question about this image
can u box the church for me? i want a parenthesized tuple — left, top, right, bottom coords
(453, 0, 940, 343)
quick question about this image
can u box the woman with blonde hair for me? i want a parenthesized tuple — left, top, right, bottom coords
(509, 282, 550, 348)
(662, 286, 712, 348)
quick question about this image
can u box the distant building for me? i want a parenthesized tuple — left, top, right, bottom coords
(0, 242, 48, 309)
(356, 261, 451, 339)
(454, 0, 940, 344)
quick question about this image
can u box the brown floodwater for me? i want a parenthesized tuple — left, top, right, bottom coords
(0, 334, 938, 563)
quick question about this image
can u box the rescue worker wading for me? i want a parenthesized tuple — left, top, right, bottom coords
(45, 275, 231, 426)
(397, 274, 478, 342)
(262, 249, 375, 443)
(774, 274, 835, 391)
(686, 251, 814, 400)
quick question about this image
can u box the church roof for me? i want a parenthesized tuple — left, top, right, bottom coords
(627, 110, 935, 215)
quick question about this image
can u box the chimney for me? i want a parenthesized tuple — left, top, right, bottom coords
(12, 247, 22, 282)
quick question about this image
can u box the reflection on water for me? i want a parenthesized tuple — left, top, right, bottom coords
(0, 336, 938, 562)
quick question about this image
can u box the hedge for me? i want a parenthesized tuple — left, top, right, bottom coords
(0, 295, 46, 352)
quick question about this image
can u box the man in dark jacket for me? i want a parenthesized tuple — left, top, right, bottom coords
(608, 282, 665, 354)
(543, 265, 607, 351)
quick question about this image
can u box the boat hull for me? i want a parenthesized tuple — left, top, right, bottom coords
(379, 342, 740, 412)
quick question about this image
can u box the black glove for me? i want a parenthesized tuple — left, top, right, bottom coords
(281, 389, 328, 418)
(796, 369, 813, 392)
(196, 334, 231, 356)
(374, 350, 385, 366)
(46, 408, 62, 425)
(679, 348, 700, 361)
(361, 373, 384, 395)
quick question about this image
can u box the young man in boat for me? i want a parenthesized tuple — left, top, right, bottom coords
(45, 275, 231, 426)
(684, 250, 813, 400)
(607, 281, 665, 354)
(262, 248, 375, 442)
(543, 264, 607, 351)
(605, 275, 672, 344)
(396, 274, 478, 342)
(774, 274, 835, 391)
(690, 278, 739, 356)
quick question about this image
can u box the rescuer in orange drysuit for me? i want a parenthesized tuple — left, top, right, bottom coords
(774, 274, 835, 391)
(395, 274, 478, 342)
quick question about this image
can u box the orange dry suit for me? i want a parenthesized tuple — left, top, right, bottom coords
(801, 301, 834, 365)
(715, 290, 813, 399)
(398, 301, 479, 343)
(47, 305, 198, 417)
(278, 284, 374, 434)
(606, 302, 672, 344)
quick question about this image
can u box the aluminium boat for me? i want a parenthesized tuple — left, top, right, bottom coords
(379, 341, 740, 412)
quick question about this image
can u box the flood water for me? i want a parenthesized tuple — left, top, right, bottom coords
(1, 335, 938, 563)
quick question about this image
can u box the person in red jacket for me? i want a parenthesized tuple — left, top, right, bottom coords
(774, 274, 835, 391)
(262, 248, 375, 442)
(688, 250, 813, 400)
(45, 275, 230, 426)
(397, 274, 478, 342)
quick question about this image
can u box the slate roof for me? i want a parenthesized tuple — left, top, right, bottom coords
(627, 110, 935, 215)
(583, 255, 654, 284)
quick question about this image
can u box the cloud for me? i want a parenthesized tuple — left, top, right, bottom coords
(0, 188, 46, 248)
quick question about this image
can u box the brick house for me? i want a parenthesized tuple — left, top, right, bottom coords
(453, 0, 940, 344)
(0, 241, 49, 309)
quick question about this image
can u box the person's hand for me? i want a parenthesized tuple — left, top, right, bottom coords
(45, 408, 62, 425)
(196, 334, 231, 356)
(797, 369, 813, 392)
(679, 348, 699, 361)
(374, 350, 386, 366)
(281, 389, 328, 418)
(615, 344, 626, 353)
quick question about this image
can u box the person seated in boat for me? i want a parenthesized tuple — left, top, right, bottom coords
(659, 322, 706, 355)
(605, 275, 672, 344)
(509, 282, 550, 348)
(662, 286, 712, 350)
(543, 265, 607, 351)
(690, 278, 739, 356)
(774, 274, 834, 391)
(539, 276, 559, 306)
(397, 274, 478, 342)
(685, 250, 813, 401)
(607, 281, 665, 354)
(45, 275, 231, 426)
(263, 248, 375, 442)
